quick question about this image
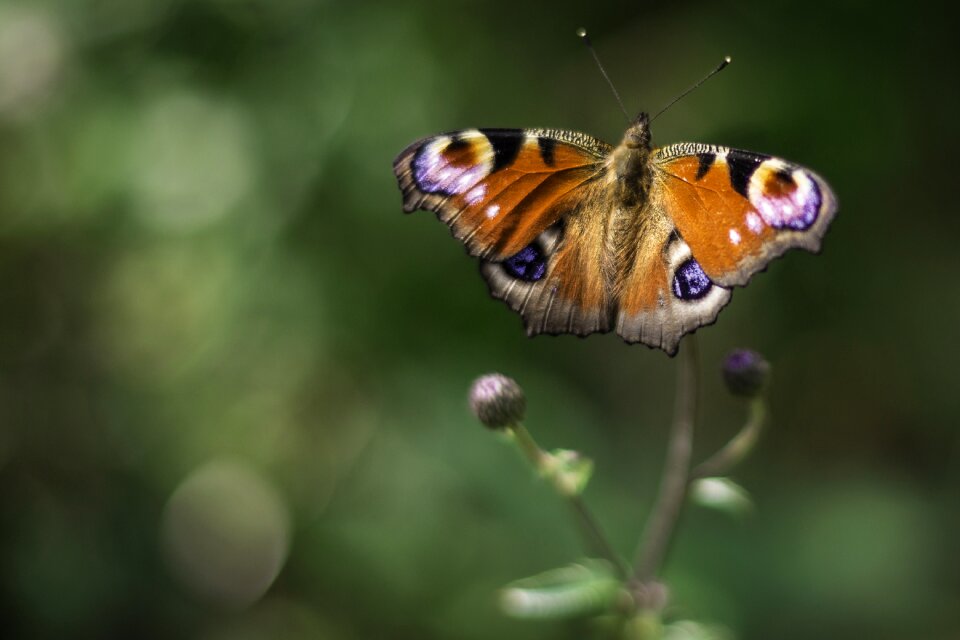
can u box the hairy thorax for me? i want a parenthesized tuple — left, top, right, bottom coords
(604, 114, 658, 299)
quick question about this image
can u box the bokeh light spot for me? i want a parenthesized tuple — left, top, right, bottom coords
(131, 91, 255, 233)
(161, 458, 291, 608)
(0, 6, 65, 121)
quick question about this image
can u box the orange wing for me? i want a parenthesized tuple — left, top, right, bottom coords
(394, 128, 616, 336)
(393, 128, 609, 261)
(479, 180, 613, 338)
(614, 220, 733, 355)
(652, 144, 837, 287)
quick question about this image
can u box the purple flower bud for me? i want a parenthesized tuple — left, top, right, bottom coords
(722, 349, 771, 398)
(469, 373, 526, 430)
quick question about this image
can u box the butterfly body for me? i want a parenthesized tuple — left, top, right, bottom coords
(394, 111, 836, 355)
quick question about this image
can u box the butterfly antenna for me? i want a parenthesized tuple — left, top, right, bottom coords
(651, 55, 732, 122)
(576, 28, 630, 123)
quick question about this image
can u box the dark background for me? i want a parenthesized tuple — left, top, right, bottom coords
(0, 1, 957, 638)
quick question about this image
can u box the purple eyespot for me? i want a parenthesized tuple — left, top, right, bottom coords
(672, 259, 712, 300)
(783, 178, 821, 231)
(754, 172, 822, 231)
(503, 244, 546, 282)
(412, 137, 484, 196)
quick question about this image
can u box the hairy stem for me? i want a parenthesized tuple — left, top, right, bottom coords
(633, 334, 699, 585)
(510, 423, 629, 578)
(690, 397, 766, 480)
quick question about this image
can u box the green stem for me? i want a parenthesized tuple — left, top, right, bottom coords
(690, 397, 766, 480)
(510, 422, 546, 469)
(633, 334, 699, 585)
(510, 423, 629, 578)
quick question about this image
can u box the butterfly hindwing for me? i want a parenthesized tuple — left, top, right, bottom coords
(614, 219, 732, 355)
(479, 178, 612, 337)
(652, 144, 837, 287)
(394, 128, 610, 261)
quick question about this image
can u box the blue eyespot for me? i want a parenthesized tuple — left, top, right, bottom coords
(672, 259, 712, 300)
(503, 244, 547, 282)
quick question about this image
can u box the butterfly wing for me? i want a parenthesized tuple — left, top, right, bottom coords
(652, 144, 837, 287)
(614, 142, 836, 355)
(613, 217, 733, 355)
(394, 128, 616, 335)
(394, 128, 610, 260)
(479, 177, 614, 337)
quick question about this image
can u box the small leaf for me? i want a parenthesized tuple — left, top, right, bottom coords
(690, 477, 753, 516)
(543, 448, 594, 496)
(624, 612, 664, 640)
(500, 559, 620, 619)
(663, 620, 733, 640)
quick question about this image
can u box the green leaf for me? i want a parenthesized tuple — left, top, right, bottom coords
(623, 612, 664, 640)
(542, 448, 594, 496)
(663, 620, 733, 640)
(689, 477, 753, 516)
(499, 559, 620, 620)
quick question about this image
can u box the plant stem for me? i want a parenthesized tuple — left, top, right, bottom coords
(510, 422, 546, 469)
(690, 397, 766, 480)
(633, 334, 699, 585)
(568, 494, 630, 579)
(510, 423, 629, 578)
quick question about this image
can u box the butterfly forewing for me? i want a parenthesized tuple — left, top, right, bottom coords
(393, 128, 609, 261)
(652, 144, 837, 287)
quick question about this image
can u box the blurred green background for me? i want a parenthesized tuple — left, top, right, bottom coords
(1, 0, 957, 638)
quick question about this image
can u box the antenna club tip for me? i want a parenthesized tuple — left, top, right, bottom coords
(724, 55, 732, 64)
(575, 27, 588, 38)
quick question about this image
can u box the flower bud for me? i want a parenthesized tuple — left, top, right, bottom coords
(469, 373, 526, 429)
(722, 349, 770, 398)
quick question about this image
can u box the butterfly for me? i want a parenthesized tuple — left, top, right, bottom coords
(393, 108, 836, 355)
